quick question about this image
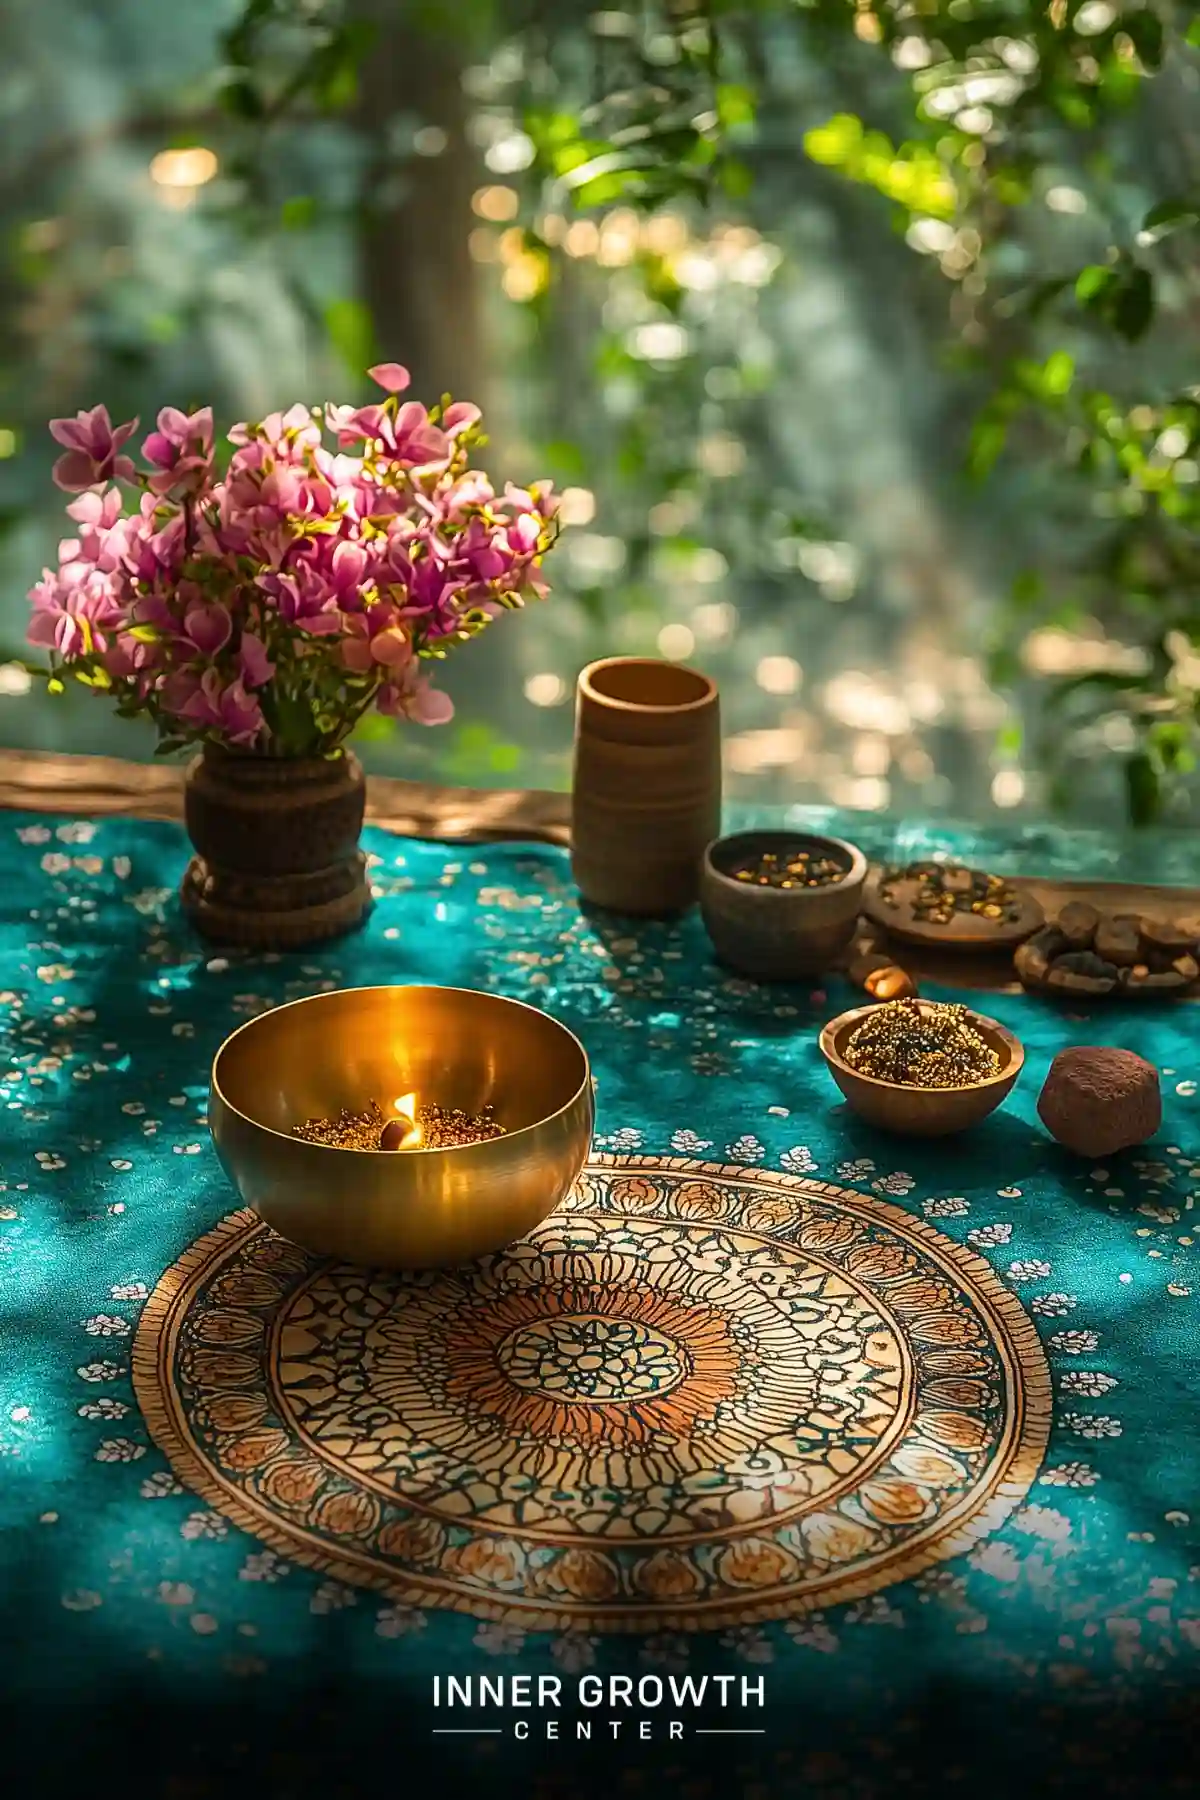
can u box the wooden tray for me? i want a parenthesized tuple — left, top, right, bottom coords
(863, 869, 1044, 951)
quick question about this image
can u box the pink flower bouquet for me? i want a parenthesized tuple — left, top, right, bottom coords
(29, 363, 558, 756)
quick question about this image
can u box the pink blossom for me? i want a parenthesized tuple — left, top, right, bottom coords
(50, 406, 138, 492)
(454, 517, 510, 584)
(256, 568, 343, 635)
(32, 363, 555, 755)
(142, 406, 214, 496)
(238, 632, 274, 689)
(387, 402, 450, 469)
(368, 363, 411, 394)
(66, 487, 125, 562)
(27, 566, 125, 659)
(377, 660, 454, 725)
(391, 555, 465, 638)
(327, 403, 388, 450)
(229, 404, 320, 456)
(507, 512, 541, 555)
(328, 540, 368, 599)
(182, 599, 232, 657)
(102, 630, 160, 683)
(174, 668, 265, 747)
(341, 615, 412, 673)
(442, 401, 481, 439)
(443, 471, 495, 514)
(504, 480, 558, 522)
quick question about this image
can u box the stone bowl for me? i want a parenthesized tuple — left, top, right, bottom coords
(699, 830, 867, 979)
(818, 1000, 1025, 1137)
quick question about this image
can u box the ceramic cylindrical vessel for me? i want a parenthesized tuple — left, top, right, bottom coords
(571, 657, 721, 916)
(181, 746, 371, 949)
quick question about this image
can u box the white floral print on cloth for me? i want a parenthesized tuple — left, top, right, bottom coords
(923, 1196, 970, 1218)
(1007, 1260, 1053, 1283)
(1011, 1504, 1072, 1543)
(94, 1438, 145, 1463)
(719, 1624, 776, 1661)
(1030, 1293, 1079, 1317)
(592, 1127, 643, 1151)
(726, 1134, 765, 1162)
(1059, 1371, 1119, 1396)
(1049, 1330, 1100, 1355)
(240, 1550, 288, 1583)
(837, 1158, 875, 1181)
(872, 1171, 915, 1196)
(181, 1510, 228, 1541)
(1039, 1462, 1100, 1489)
(140, 1471, 183, 1499)
(76, 1361, 122, 1382)
(311, 1581, 358, 1616)
(77, 1398, 129, 1420)
(1061, 1413, 1123, 1440)
(549, 1633, 597, 1673)
(82, 1314, 130, 1337)
(376, 1604, 426, 1639)
(968, 1224, 1013, 1248)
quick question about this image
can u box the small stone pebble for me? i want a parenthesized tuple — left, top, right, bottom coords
(1016, 908, 1200, 1000)
(1038, 1047, 1161, 1157)
(1095, 918, 1140, 967)
(1057, 902, 1101, 949)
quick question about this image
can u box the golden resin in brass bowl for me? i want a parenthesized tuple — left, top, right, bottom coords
(209, 985, 593, 1268)
(818, 1000, 1024, 1137)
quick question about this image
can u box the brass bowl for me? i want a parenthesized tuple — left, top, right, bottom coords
(209, 985, 593, 1268)
(818, 1000, 1024, 1137)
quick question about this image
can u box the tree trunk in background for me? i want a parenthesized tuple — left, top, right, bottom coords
(351, 0, 484, 407)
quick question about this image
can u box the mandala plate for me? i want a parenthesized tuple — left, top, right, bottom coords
(133, 1156, 1051, 1631)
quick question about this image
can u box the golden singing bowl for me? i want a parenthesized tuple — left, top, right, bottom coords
(819, 1000, 1024, 1137)
(209, 985, 594, 1268)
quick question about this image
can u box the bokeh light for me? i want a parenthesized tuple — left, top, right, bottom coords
(657, 624, 697, 661)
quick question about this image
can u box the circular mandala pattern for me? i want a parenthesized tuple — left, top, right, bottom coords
(497, 1315, 689, 1402)
(133, 1156, 1051, 1630)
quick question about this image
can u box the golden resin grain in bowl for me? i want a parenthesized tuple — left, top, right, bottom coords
(208, 985, 594, 1268)
(819, 999, 1024, 1137)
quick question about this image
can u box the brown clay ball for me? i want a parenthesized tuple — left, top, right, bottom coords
(1037, 1046, 1161, 1158)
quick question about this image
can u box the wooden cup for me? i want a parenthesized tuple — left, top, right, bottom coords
(571, 657, 721, 916)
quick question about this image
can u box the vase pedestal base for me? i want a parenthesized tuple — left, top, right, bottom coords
(180, 852, 372, 950)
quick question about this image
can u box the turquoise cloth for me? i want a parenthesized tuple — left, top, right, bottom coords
(1, 814, 1198, 1799)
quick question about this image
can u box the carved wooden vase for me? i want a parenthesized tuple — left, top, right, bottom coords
(181, 747, 371, 949)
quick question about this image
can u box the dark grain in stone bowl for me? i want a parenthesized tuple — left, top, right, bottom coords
(699, 830, 867, 980)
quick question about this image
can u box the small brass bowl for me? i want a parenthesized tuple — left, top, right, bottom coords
(209, 985, 593, 1268)
(700, 830, 867, 979)
(818, 1000, 1024, 1137)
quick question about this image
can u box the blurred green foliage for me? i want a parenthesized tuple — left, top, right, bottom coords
(5, 0, 1200, 822)
(494, 0, 1200, 824)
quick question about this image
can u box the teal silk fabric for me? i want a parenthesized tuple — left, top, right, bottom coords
(1, 814, 1197, 1798)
